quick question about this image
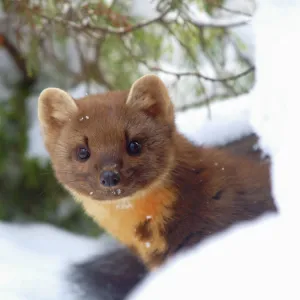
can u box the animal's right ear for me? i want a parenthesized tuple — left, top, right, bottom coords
(38, 88, 77, 128)
(38, 88, 78, 146)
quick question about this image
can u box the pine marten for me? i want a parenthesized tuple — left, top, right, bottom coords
(38, 75, 276, 273)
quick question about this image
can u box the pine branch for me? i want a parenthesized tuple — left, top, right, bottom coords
(187, 18, 251, 29)
(150, 66, 255, 82)
(120, 39, 254, 83)
(27, 7, 172, 36)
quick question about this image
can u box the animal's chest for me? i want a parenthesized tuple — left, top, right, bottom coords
(76, 187, 176, 268)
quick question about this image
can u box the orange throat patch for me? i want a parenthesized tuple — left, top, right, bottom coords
(71, 185, 177, 269)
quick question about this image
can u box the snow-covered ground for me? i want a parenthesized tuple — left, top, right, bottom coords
(0, 223, 118, 300)
(1, 0, 299, 299)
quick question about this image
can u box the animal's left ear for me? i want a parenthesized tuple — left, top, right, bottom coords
(126, 74, 174, 124)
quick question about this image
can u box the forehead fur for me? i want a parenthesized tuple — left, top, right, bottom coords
(76, 90, 129, 112)
(73, 89, 170, 129)
(72, 90, 145, 132)
(74, 91, 129, 130)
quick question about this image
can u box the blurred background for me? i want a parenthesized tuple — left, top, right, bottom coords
(0, 0, 255, 237)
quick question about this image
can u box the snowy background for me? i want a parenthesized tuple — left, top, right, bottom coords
(1, 0, 300, 299)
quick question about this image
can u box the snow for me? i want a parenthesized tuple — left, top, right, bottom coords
(176, 94, 253, 147)
(2, 0, 300, 299)
(0, 222, 117, 300)
(126, 1, 300, 299)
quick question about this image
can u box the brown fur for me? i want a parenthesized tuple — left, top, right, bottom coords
(38, 75, 276, 270)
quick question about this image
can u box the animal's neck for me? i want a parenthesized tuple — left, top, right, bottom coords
(73, 183, 177, 268)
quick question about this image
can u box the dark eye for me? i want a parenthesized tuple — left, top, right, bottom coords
(127, 141, 142, 156)
(77, 147, 90, 161)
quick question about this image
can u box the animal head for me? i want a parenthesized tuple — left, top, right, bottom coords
(38, 75, 176, 201)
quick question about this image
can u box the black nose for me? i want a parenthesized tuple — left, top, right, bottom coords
(100, 171, 120, 187)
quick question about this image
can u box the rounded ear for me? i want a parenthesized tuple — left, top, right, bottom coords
(38, 88, 78, 150)
(38, 87, 78, 128)
(126, 74, 174, 124)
